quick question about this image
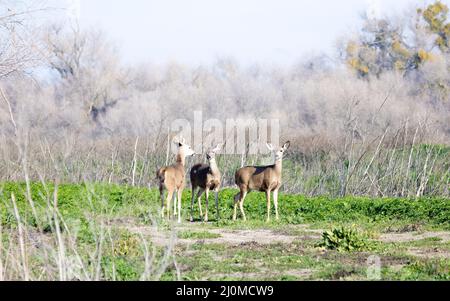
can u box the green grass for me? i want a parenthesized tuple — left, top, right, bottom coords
(383, 259, 450, 280)
(0, 182, 449, 281)
(1, 182, 448, 228)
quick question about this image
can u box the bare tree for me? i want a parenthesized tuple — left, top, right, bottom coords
(44, 25, 129, 122)
(0, 0, 51, 78)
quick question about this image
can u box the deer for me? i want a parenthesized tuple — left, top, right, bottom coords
(156, 137, 195, 223)
(189, 144, 222, 222)
(233, 141, 290, 222)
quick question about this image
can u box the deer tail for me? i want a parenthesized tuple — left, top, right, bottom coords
(156, 167, 166, 182)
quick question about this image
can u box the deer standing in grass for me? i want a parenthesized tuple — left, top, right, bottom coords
(190, 144, 222, 222)
(233, 141, 290, 222)
(156, 137, 195, 223)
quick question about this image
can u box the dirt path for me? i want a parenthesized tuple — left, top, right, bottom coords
(209, 268, 314, 280)
(198, 228, 294, 245)
(126, 224, 322, 247)
(378, 231, 450, 259)
(407, 247, 450, 259)
(379, 231, 450, 243)
(121, 220, 450, 260)
(125, 221, 450, 246)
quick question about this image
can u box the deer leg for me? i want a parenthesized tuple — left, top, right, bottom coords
(266, 190, 271, 222)
(159, 186, 165, 218)
(239, 191, 248, 221)
(196, 188, 204, 221)
(166, 190, 174, 219)
(233, 192, 240, 221)
(173, 190, 177, 217)
(204, 188, 209, 222)
(177, 189, 183, 223)
(273, 189, 279, 221)
(215, 189, 219, 222)
(190, 187, 196, 222)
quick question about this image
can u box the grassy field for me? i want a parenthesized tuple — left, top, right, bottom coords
(0, 182, 449, 280)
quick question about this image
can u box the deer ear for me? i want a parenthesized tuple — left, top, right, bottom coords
(266, 143, 274, 151)
(172, 136, 181, 145)
(282, 141, 291, 150)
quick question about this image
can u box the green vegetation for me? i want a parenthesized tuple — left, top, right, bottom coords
(319, 226, 371, 252)
(0, 182, 448, 281)
(1, 182, 449, 229)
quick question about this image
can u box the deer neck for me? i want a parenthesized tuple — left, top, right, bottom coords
(274, 159, 283, 175)
(208, 158, 220, 175)
(176, 152, 186, 167)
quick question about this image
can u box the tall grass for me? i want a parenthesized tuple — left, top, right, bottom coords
(0, 181, 176, 280)
(0, 128, 447, 197)
(3, 84, 175, 280)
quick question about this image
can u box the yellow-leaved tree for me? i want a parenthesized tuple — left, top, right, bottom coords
(341, 1, 449, 101)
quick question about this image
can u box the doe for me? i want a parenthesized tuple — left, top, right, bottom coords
(233, 141, 290, 222)
(189, 144, 222, 222)
(156, 137, 195, 223)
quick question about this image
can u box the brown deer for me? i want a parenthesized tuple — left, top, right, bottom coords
(233, 141, 290, 222)
(156, 137, 195, 223)
(189, 144, 222, 222)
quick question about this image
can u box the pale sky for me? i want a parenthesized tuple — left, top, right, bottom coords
(57, 0, 447, 66)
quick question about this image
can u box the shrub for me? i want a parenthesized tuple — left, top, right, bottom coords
(113, 230, 142, 257)
(319, 226, 370, 252)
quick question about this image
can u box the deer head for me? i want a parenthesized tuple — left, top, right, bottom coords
(206, 143, 222, 161)
(173, 136, 195, 157)
(266, 141, 290, 162)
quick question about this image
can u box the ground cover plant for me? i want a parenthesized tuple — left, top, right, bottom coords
(0, 182, 448, 280)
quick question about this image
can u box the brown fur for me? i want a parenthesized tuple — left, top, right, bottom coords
(190, 164, 221, 191)
(189, 145, 221, 222)
(157, 140, 194, 223)
(233, 141, 290, 222)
